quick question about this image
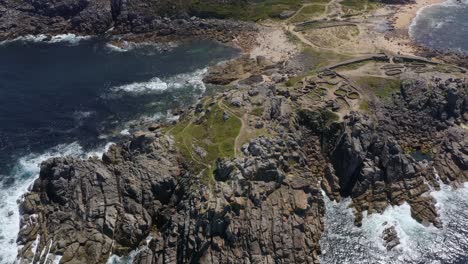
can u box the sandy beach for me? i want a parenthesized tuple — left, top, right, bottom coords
(375, 0, 448, 56)
(394, 0, 447, 30)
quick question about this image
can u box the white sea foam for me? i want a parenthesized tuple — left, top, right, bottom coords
(106, 43, 129, 53)
(0, 33, 91, 46)
(48, 34, 91, 45)
(0, 34, 48, 44)
(111, 68, 208, 94)
(107, 249, 140, 264)
(112, 77, 169, 93)
(409, 0, 467, 38)
(0, 141, 114, 264)
(320, 182, 468, 264)
(105, 41, 179, 53)
(106, 235, 153, 264)
(120, 129, 131, 136)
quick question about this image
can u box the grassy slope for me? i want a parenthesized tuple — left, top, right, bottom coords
(189, 0, 319, 21)
(290, 4, 326, 23)
(170, 103, 241, 183)
(353, 76, 402, 100)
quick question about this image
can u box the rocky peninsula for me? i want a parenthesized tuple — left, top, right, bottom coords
(1, 0, 467, 263)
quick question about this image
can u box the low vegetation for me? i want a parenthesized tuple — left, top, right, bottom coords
(286, 75, 305, 87)
(302, 47, 352, 70)
(290, 4, 326, 23)
(189, 0, 321, 21)
(359, 100, 370, 111)
(334, 61, 368, 71)
(169, 102, 241, 183)
(303, 25, 360, 48)
(251, 106, 265, 117)
(340, 0, 380, 15)
(354, 76, 401, 100)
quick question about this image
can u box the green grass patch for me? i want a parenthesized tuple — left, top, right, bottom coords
(340, 0, 380, 14)
(308, 0, 332, 3)
(354, 76, 402, 100)
(189, 0, 318, 21)
(308, 92, 321, 101)
(359, 100, 370, 111)
(334, 61, 368, 71)
(251, 107, 265, 117)
(302, 47, 352, 71)
(334, 89, 347, 96)
(290, 4, 326, 23)
(170, 104, 241, 183)
(348, 92, 360, 99)
(286, 75, 305, 87)
(341, 0, 366, 11)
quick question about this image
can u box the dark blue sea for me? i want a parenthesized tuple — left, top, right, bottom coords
(0, 35, 238, 262)
(410, 0, 468, 54)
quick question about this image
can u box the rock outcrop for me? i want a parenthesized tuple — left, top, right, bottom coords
(0, 0, 258, 46)
(316, 77, 467, 226)
(11, 27, 468, 263)
(382, 224, 400, 250)
(17, 132, 182, 263)
(17, 112, 324, 263)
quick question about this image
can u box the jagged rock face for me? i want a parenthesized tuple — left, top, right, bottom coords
(14, 68, 467, 263)
(434, 127, 468, 183)
(382, 225, 400, 250)
(17, 128, 325, 263)
(317, 78, 467, 227)
(132, 136, 324, 263)
(29, 0, 90, 18)
(17, 132, 182, 263)
(0, 0, 113, 35)
(0, 0, 257, 40)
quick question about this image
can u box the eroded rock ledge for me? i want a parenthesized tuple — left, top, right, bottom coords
(16, 54, 467, 263)
(0, 0, 258, 50)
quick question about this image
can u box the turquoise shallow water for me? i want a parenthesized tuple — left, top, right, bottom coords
(410, 0, 468, 54)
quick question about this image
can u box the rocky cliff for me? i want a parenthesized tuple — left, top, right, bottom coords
(15, 49, 468, 263)
(4, 0, 468, 261)
(319, 78, 468, 225)
(0, 0, 257, 43)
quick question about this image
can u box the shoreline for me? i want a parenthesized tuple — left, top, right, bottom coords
(375, 0, 447, 57)
(394, 0, 447, 32)
(3, 0, 468, 263)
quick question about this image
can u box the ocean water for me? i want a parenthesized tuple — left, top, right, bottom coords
(0, 35, 238, 263)
(410, 0, 468, 54)
(320, 181, 468, 264)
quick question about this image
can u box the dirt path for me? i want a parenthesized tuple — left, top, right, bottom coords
(284, 23, 352, 55)
(217, 100, 246, 157)
(250, 26, 297, 62)
(325, 0, 342, 17)
(280, 1, 356, 56)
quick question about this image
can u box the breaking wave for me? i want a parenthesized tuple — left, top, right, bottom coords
(320, 182, 468, 264)
(110, 68, 208, 94)
(409, 0, 468, 54)
(0, 34, 91, 46)
(105, 41, 179, 53)
(0, 142, 114, 264)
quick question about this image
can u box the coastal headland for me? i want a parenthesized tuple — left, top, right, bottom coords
(1, 0, 466, 263)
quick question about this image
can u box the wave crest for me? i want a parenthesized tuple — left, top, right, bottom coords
(110, 68, 208, 94)
(0, 142, 113, 263)
(0, 34, 91, 46)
